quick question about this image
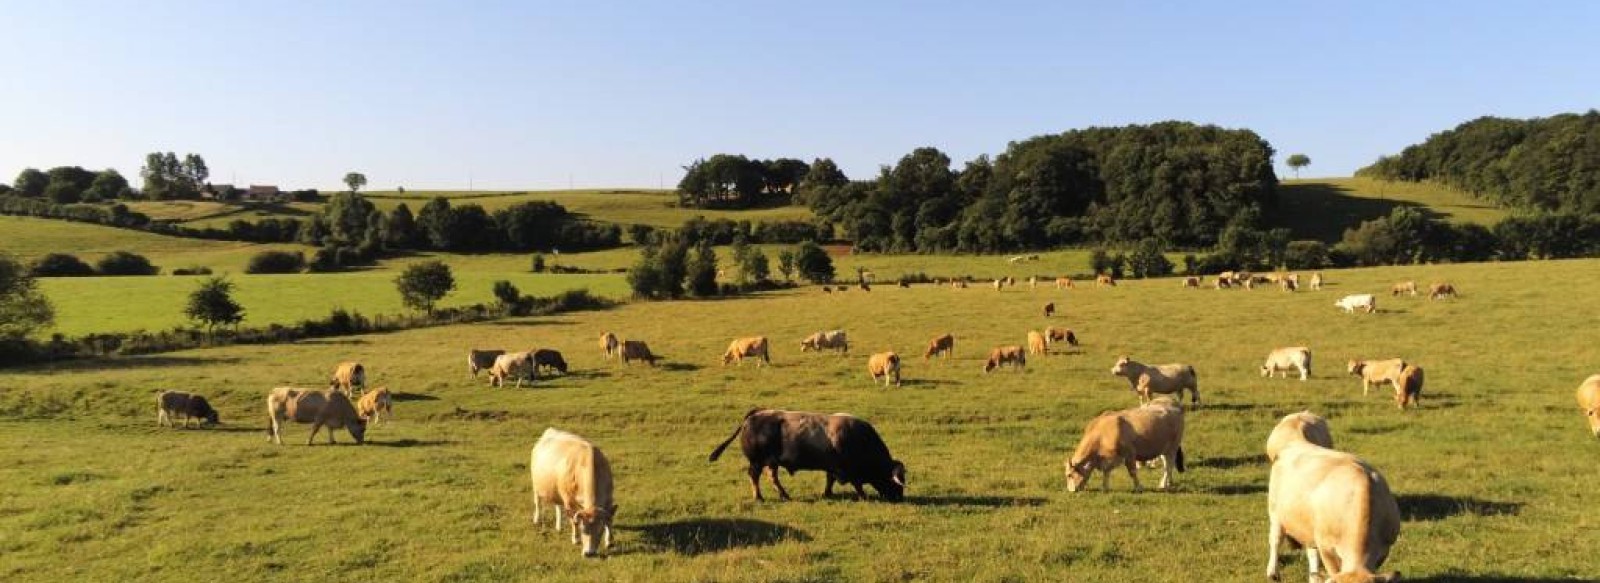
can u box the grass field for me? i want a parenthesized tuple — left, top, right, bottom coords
(1271, 178, 1509, 243)
(3, 257, 1596, 581)
(0, 216, 316, 273)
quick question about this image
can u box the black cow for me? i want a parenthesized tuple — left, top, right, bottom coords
(709, 408, 907, 502)
(533, 349, 569, 375)
(156, 390, 220, 428)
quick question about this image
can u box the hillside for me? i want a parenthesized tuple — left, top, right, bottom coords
(1268, 177, 1508, 242)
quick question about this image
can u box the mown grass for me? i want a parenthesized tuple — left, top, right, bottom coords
(3, 257, 1597, 581)
(1271, 178, 1509, 242)
(0, 216, 316, 273)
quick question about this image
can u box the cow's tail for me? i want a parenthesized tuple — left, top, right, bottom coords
(1175, 446, 1186, 473)
(709, 409, 758, 462)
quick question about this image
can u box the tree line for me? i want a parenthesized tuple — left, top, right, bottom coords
(676, 155, 811, 208)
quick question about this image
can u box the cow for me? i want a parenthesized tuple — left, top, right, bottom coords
(266, 387, 367, 445)
(1393, 364, 1424, 410)
(1215, 276, 1233, 290)
(1096, 274, 1116, 287)
(1220, 270, 1237, 283)
(533, 349, 569, 375)
(1005, 276, 1016, 287)
(1027, 331, 1048, 356)
(1045, 327, 1078, 347)
(468, 349, 505, 378)
(1261, 347, 1313, 381)
(599, 333, 619, 359)
(1055, 277, 1075, 289)
(1182, 276, 1201, 288)
(1574, 374, 1600, 439)
(924, 334, 955, 360)
(723, 336, 771, 367)
(1008, 256, 1026, 264)
(993, 278, 1004, 291)
(1347, 358, 1406, 396)
(155, 390, 219, 428)
(1265, 414, 1401, 583)
(1043, 302, 1056, 318)
(984, 345, 1026, 373)
(1391, 281, 1417, 297)
(822, 285, 832, 293)
(1310, 272, 1324, 291)
(356, 386, 393, 425)
(800, 330, 849, 354)
(1265, 411, 1335, 463)
(530, 428, 617, 558)
(1428, 282, 1457, 300)
(708, 409, 907, 502)
(1064, 398, 1186, 492)
(867, 352, 901, 387)
(1281, 278, 1298, 292)
(489, 351, 538, 388)
(1028, 276, 1038, 289)
(330, 361, 365, 395)
(898, 280, 911, 289)
(620, 340, 658, 366)
(1335, 294, 1376, 314)
(1110, 356, 1199, 408)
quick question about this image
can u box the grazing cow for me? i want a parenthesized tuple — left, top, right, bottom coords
(1028, 276, 1038, 289)
(1182, 276, 1201, 288)
(1310, 272, 1324, 291)
(1574, 374, 1600, 439)
(620, 340, 658, 366)
(1215, 276, 1232, 290)
(822, 285, 832, 293)
(993, 278, 1004, 291)
(924, 334, 954, 360)
(599, 333, 619, 359)
(1027, 330, 1048, 356)
(867, 352, 901, 387)
(1347, 359, 1406, 396)
(1281, 278, 1298, 292)
(266, 387, 367, 445)
(356, 386, 393, 425)
(1110, 356, 1199, 408)
(1265, 411, 1335, 463)
(533, 349, 569, 375)
(1043, 302, 1056, 317)
(468, 349, 506, 378)
(330, 361, 365, 395)
(1008, 256, 1025, 264)
(984, 346, 1026, 373)
(1055, 277, 1075, 289)
(1064, 398, 1186, 492)
(1045, 327, 1078, 347)
(1428, 282, 1457, 300)
(490, 351, 538, 388)
(801, 330, 850, 354)
(708, 409, 907, 502)
(1393, 364, 1424, 410)
(1219, 270, 1237, 283)
(1005, 276, 1016, 287)
(1261, 347, 1313, 381)
(1265, 414, 1401, 583)
(723, 336, 771, 367)
(898, 280, 911, 288)
(155, 390, 219, 428)
(1243, 277, 1258, 290)
(1391, 281, 1417, 297)
(530, 428, 617, 558)
(1096, 274, 1116, 287)
(1335, 294, 1377, 314)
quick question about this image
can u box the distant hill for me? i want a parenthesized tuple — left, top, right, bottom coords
(1266, 177, 1507, 243)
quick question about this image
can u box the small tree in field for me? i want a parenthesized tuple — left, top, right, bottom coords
(185, 276, 244, 335)
(794, 241, 834, 283)
(776, 248, 797, 281)
(395, 261, 456, 313)
(0, 254, 55, 340)
(492, 280, 521, 307)
(344, 172, 368, 194)
(1286, 154, 1311, 179)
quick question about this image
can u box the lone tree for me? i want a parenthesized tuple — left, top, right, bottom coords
(395, 260, 456, 313)
(1286, 154, 1311, 179)
(0, 254, 55, 340)
(344, 172, 368, 194)
(184, 276, 245, 335)
(793, 241, 835, 284)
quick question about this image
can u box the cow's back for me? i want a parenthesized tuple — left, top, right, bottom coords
(159, 390, 193, 412)
(1266, 411, 1334, 462)
(743, 411, 832, 471)
(1578, 375, 1600, 409)
(1122, 403, 1184, 460)
(828, 414, 895, 482)
(1270, 445, 1398, 551)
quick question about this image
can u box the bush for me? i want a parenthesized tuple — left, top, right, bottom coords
(171, 266, 213, 276)
(1283, 240, 1332, 270)
(531, 253, 547, 273)
(395, 261, 456, 313)
(794, 241, 835, 284)
(95, 251, 158, 276)
(686, 242, 720, 297)
(245, 250, 306, 274)
(1126, 238, 1174, 279)
(1089, 248, 1114, 275)
(492, 280, 522, 306)
(29, 253, 95, 277)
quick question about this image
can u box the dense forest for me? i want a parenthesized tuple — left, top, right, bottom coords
(1357, 110, 1600, 214)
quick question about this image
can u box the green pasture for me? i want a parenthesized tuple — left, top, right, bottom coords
(1272, 178, 1508, 242)
(3, 257, 1597, 581)
(0, 216, 315, 273)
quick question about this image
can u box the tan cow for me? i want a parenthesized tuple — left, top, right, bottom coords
(1261, 347, 1313, 381)
(1027, 331, 1048, 356)
(993, 278, 1004, 291)
(1310, 272, 1324, 291)
(1265, 414, 1401, 582)
(1028, 275, 1038, 289)
(1393, 364, 1424, 410)
(1064, 398, 1186, 492)
(467, 349, 505, 378)
(723, 336, 771, 367)
(599, 332, 619, 359)
(155, 390, 219, 428)
(1280, 278, 1298, 292)
(924, 334, 954, 360)
(266, 387, 367, 445)
(1347, 359, 1406, 396)
(356, 386, 393, 425)
(1111, 356, 1200, 408)
(489, 351, 537, 388)
(984, 346, 1026, 373)
(800, 330, 849, 354)
(530, 428, 617, 558)
(1044, 327, 1078, 347)
(1215, 275, 1233, 289)
(867, 352, 901, 387)
(1182, 276, 1201, 288)
(1574, 374, 1600, 439)
(1391, 281, 1417, 297)
(1055, 277, 1075, 289)
(330, 361, 365, 395)
(620, 340, 658, 366)
(1096, 274, 1116, 287)
(1428, 282, 1457, 300)
(1265, 411, 1334, 463)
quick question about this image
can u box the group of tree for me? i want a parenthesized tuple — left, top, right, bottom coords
(29, 251, 159, 277)
(0, 254, 54, 342)
(140, 152, 210, 200)
(10, 166, 132, 204)
(676, 155, 812, 208)
(1358, 110, 1600, 214)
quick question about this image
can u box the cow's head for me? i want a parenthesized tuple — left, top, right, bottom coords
(1064, 458, 1092, 492)
(552, 357, 568, 374)
(1259, 364, 1272, 378)
(348, 417, 368, 444)
(1110, 357, 1132, 377)
(1585, 407, 1600, 439)
(800, 338, 815, 352)
(721, 351, 735, 365)
(573, 504, 617, 558)
(1347, 360, 1365, 376)
(192, 397, 220, 426)
(871, 461, 907, 502)
(983, 359, 997, 373)
(1064, 331, 1078, 346)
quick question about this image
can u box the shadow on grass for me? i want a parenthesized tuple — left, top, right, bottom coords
(391, 392, 439, 402)
(1398, 494, 1521, 521)
(364, 439, 454, 448)
(1192, 455, 1263, 470)
(294, 338, 369, 346)
(562, 370, 612, 380)
(1195, 402, 1269, 413)
(898, 378, 961, 388)
(1266, 182, 1439, 242)
(622, 518, 808, 556)
(31, 355, 243, 373)
(1207, 484, 1267, 496)
(904, 495, 1046, 508)
(496, 320, 579, 327)
(658, 362, 701, 372)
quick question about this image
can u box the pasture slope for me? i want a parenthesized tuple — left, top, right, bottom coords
(1270, 177, 1508, 242)
(3, 258, 1598, 582)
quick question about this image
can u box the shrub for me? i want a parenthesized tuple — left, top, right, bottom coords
(29, 253, 95, 277)
(395, 261, 456, 313)
(245, 250, 306, 274)
(95, 251, 158, 276)
(492, 280, 522, 306)
(1283, 240, 1332, 270)
(794, 241, 834, 283)
(531, 253, 547, 273)
(1126, 238, 1174, 279)
(171, 266, 213, 276)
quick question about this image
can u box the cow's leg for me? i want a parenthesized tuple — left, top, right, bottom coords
(570, 511, 580, 544)
(852, 483, 868, 500)
(1124, 457, 1143, 493)
(768, 466, 792, 501)
(1158, 451, 1174, 490)
(747, 465, 764, 501)
(1299, 367, 1308, 382)
(307, 422, 322, 446)
(824, 474, 836, 497)
(1266, 514, 1284, 581)
(533, 491, 542, 525)
(1307, 546, 1328, 582)
(157, 409, 167, 427)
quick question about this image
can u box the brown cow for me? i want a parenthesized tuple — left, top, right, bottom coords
(1111, 357, 1199, 408)
(867, 352, 901, 387)
(468, 349, 505, 378)
(1064, 398, 1186, 492)
(1391, 281, 1418, 297)
(1393, 364, 1424, 410)
(1096, 274, 1116, 287)
(1045, 327, 1078, 347)
(356, 386, 393, 425)
(1182, 276, 1201, 288)
(489, 351, 538, 388)
(530, 428, 617, 558)
(984, 346, 1026, 373)
(599, 332, 619, 359)
(723, 336, 771, 367)
(330, 361, 365, 395)
(266, 387, 367, 445)
(1310, 272, 1324, 291)
(1055, 277, 1075, 289)
(924, 334, 954, 360)
(620, 340, 658, 366)
(708, 409, 907, 502)
(1043, 302, 1056, 317)
(1428, 282, 1457, 300)
(1347, 359, 1406, 396)
(533, 349, 569, 375)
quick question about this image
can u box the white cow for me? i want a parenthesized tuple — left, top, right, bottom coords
(1261, 347, 1313, 381)
(530, 428, 617, 558)
(1266, 414, 1400, 582)
(1335, 294, 1376, 314)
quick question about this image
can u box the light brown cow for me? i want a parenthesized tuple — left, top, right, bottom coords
(984, 346, 1026, 373)
(599, 332, 619, 359)
(530, 428, 617, 558)
(266, 387, 367, 445)
(1261, 347, 1313, 381)
(1111, 356, 1200, 408)
(993, 278, 1004, 291)
(468, 349, 505, 378)
(924, 334, 954, 360)
(1393, 364, 1424, 410)
(1064, 398, 1186, 492)
(489, 351, 537, 388)
(330, 361, 365, 395)
(155, 390, 219, 428)
(1265, 414, 1401, 582)
(1391, 281, 1418, 297)
(1044, 327, 1078, 347)
(801, 330, 849, 354)
(1428, 282, 1457, 300)
(1574, 374, 1600, 439)
(1055, 277, 1075, 289)
(1028, 276, 1038, 289)
(1347, 359, 1406, 396)
(620, 340, 658, 366)
(723, 336, 771, 367)
(1310, 272, 1324, 291)
(356, 386, 393, 425)
(1182, 276, 1201, 288)
(1096, 274, 1116, 287)
(1215, 276, 1233, 289)
(1027, 331, 1047, 356)
(1265, 411, 1334, 463)
(1043, 302, 1056, 317)
(867, 352, 901, 387)
(1280, 278, 1298, 292)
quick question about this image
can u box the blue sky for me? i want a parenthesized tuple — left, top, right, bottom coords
(1, 1, 1594, 190)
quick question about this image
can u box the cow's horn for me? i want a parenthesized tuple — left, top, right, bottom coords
(892, 474, 905, 487)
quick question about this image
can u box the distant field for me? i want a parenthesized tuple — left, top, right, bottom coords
(0, 216, 314, 273)
(2, 258, 1595, 581)
(1271, 178, 1508, 242)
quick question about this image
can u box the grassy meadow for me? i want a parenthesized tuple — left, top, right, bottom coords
(1272, 178, 1508, 242)
(3, 257, 1598, 581)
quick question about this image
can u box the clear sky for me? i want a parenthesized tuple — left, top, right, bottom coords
(2, 1, 1595, 191)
